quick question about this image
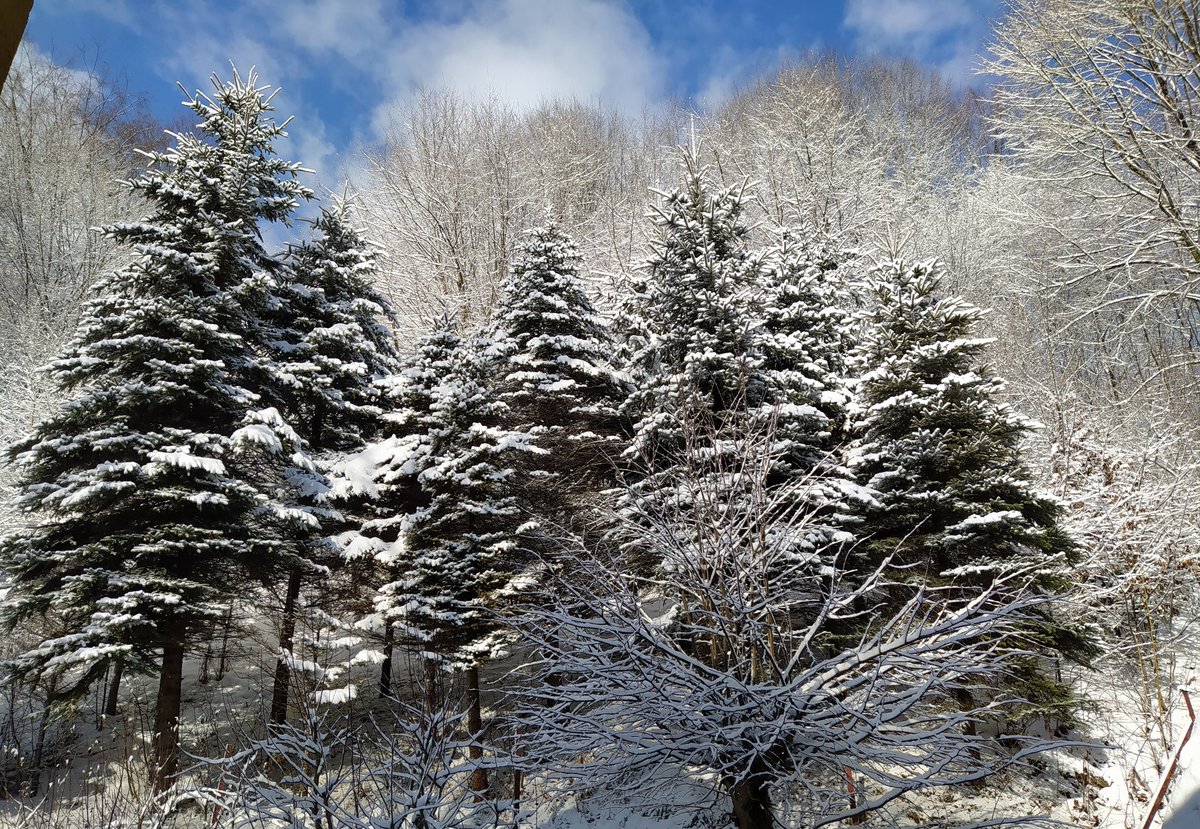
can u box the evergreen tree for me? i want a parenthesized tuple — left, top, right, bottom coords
(848, 259, 1072, 578)
(846, 259, 1089, 702)
(380, 328, 538, 793)
(280, 199, 402, 452)
(265, 199, 401, 723)
(618, 149, 764, 551)
(381, 332, 537, 667)
(0, 69, 311, 788)
(486, 222, 625, 532)
(332, 313, 460, 699)
(756, 227, 862, 553)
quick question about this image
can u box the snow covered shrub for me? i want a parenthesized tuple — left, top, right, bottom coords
(1047, 403, 1200, 750)
(512, 411, 1069, 829)
(193, 683, 516, 828)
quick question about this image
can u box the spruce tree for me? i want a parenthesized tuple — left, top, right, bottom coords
(618, 149, 764, 550)
(486, 222, 625, 533)
(381, 328, 537, 793)
(333, 313, 460, 699)
(265, 199, 401, 723)
(0, 69, 311, 789)
(756, 227, 862, 552)
(846, 259, 1089, 702)
(848, 259, 1072, 577)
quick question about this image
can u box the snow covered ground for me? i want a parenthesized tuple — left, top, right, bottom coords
(1163, 675, 1199, 829)
(0, 610, 1197, 829)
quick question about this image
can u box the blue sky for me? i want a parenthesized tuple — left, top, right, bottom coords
(23, 0, 1000, 189)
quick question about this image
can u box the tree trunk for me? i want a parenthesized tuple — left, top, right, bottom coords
(466, 665, 489, 796)
(423, 656, 440, 715)
(152, 638, 186, 792)
(729, 771, 773, 829)
(379, 624, 395, 698)
(216, 603, 234, 681)
(270, 568, 303, 723)
(104, 661, 123, 717)
(25, 703, 51, 797)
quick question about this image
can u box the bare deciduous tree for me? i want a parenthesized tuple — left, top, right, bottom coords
(989, 0, 1200, 413)
(513, 414, 1068, 829)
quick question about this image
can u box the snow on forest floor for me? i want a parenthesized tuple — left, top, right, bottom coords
(1, 617, 1198, 829)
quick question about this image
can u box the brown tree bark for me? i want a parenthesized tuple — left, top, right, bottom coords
(269, 567, 303, 723)
(466, 665, 489, 795)
(151, 638, 186, 792)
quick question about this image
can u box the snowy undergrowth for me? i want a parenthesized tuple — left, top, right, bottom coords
(0, 633, 1195, 829)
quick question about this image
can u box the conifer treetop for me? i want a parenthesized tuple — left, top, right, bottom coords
(0, 68, 311, 695)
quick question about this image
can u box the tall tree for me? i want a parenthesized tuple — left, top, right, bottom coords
(0, 69, 311, 789)
(617, 148, 764, 559)
(846, 259, 1089, 703)
(331, 313, 459, 700)
(848, 259, 1071, 578)
(988, 0, 1200, 413)
(486, 222, 625, 535)
(756, 227, 862, 552)
(378, 329, 538, 793)
(265, 199, 401, 723)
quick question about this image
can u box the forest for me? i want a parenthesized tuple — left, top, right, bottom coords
(0, 2, 1198, 828)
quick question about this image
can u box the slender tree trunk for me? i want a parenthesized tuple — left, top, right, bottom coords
(25, 702, 51, 797)
(104, 661, 123, 717)
(423, 656, 440, 715)
(270, 568, 303, 723)
(729, 771, 773, 829)
(379, 624, 395, 698)
(216, 603, 234, 681)
(466, 665, 489, 795)
(152, 638, 186, 792)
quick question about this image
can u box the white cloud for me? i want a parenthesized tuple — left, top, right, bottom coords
(12, 41, 100, 94)
(30, 0, 668, 191)
(843, 0, 991, 84)
(272, 0, 393, 66)
(376, 0, 666, 121)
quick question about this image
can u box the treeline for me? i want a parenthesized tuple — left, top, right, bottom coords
(0, 65, 1079, 829)
(0, 1, 1199, 826)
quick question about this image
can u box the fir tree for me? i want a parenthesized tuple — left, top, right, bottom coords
(380, 329, 539, 793)
(618, 149, 764, 550)
(279, 199, 401, 452)
(846, 259, 1089, 704)
(0, 69, 311, 789)
(382, 333, 538, 669)
(756, 227, 862, 553)
(332, 313, 460, 699)
(264, 199, 401, 723)
(486, 222, 625, 533)
(848, 259, 1072, 577)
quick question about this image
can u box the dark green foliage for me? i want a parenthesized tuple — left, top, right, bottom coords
(487, 223, 625, 529)
(0, 69, 312, 698)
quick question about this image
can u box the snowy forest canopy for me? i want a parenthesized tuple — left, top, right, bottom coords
(0, 3, 1199, 829)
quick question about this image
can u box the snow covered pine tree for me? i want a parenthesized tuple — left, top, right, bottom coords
(617, 148, 764, 568)
(848, 259, 1090, 710)
(0, 70, 311, 790)
(382, 327, 539, 794)
(486, 222, 625, 541)
(756, 227, 863, 555)
(265, 200, 400, 724)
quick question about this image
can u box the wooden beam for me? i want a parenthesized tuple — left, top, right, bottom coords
(0, 0, 34, 94)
